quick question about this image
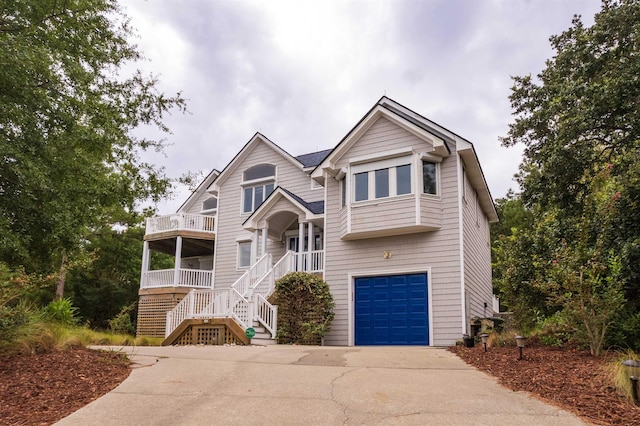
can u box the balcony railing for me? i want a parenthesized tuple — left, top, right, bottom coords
(293, 250, 324, 273)
(141, 268, 213, 289)
(145, 213, 215, 236)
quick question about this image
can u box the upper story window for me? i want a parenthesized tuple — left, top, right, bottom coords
(201, 196, 217, 213)
(352, 156, 412, 202)
(242, 164, 276, 213)
(422, 161, 437, 195)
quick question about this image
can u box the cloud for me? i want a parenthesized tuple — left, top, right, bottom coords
(120, 0, 602, 213)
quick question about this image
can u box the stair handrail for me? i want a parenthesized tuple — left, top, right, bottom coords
(255, 293, 278, 337)
(165, 289, 195, 337)
(251, 250, 296, 298)
(229, 287, 251, 329)
(230, 253, 272, 297)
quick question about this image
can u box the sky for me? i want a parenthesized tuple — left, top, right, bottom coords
(119, 0, 603, 215)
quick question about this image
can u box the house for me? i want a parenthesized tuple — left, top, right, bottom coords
(137, 96, 499, 347)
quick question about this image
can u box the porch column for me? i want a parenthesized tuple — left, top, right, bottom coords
(298, 221, 305, 271)
(253, 229, 260, 262)
(140, 241, 150, 288)
(307, 222, 314, 272)
(173, 236, 182, 287)
(261, 227, 268, 258)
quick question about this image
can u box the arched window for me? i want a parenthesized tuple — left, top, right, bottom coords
(242, 164, 276, 213)
(202, 197, 217, 212)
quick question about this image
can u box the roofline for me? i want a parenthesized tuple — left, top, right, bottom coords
(242, 186, 323, 230)
(176, 168, 220, 213)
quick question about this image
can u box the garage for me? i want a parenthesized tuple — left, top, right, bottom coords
(354, 273, 429, 345)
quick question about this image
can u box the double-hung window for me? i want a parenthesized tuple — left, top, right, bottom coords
(242, 164, 275, 213)
(237, 241, 251, 268)
(352, 156, 412, 202)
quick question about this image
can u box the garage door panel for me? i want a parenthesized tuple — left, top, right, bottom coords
(355, 273, 429, 346)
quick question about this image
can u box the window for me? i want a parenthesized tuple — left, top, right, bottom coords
(422, 161, 437, 195)
(354, 172, 368, 201)
(244, 164, 275, 181)
(396, 164, 411, 195)
(352, 161, 411, 202)
(375, 168, 389, 198)
(340, 177, 346, 208)
(238, 241, 251, 268)
(243, 183, 274, 213)
(242, 163, 275, 213)
(202, 197, 217, 212)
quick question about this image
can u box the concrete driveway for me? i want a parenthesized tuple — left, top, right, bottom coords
(56, 345, 586, 426)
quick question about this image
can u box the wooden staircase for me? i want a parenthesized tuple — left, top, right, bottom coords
(162, 251, 295, 346)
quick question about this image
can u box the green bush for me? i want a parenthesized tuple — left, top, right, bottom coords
(43, 298, 78, 326)
(108, 303, 136, 335)
(274, 272, 334, 344)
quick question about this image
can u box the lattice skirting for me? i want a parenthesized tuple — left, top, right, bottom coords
(173, 324, 245, 346)
(136, 294, 184, 338)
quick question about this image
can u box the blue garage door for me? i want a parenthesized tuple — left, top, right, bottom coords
(355, 273, 429, 345)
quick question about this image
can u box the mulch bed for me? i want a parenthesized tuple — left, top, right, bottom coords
(0, 347, 131, 426)
(449, 343, 640, 425)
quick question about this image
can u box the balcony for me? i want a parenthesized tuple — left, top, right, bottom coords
(141, 268, 214, 289)
(145, 213, 215, 239)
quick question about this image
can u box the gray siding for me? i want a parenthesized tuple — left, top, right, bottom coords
(461, 167, 493, 326)
(323, 116, 463, 346)
(213, 141, 321, 289)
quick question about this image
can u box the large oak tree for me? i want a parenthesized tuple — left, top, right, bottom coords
(0, 0, 185, 292)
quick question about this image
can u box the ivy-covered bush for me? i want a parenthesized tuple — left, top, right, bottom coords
(274, 272, 334, 345)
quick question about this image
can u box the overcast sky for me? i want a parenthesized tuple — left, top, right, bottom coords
(119, 0, 603, 215)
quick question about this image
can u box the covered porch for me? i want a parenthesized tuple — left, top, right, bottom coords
(141, 213, 216, 289)
(244, 187, 325, 275)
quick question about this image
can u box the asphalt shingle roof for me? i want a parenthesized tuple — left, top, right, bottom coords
(280, 187, 325, 214)
(295, 149, 333, 168)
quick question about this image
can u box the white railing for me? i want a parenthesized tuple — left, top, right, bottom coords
(255, 294, 278, 337)
(146, 213, 215, 236)
(293, 250, 324, 273)
(165, 289, 248, 337)
(230, 253, 271, 297)
(252, 251, 296, 298)
(141, 268, 213, 289)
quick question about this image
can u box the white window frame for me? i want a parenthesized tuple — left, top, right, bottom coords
(351, 156, 413, 203)
(237, 241, 252, 269)
(421, 160, 440, 197)
(201, 196, 218, 215)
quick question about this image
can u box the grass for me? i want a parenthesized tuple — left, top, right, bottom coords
(1, 320, 162, 356)
(608, 349, 640, 402)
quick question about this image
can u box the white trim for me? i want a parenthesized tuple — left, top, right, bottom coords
(351, 155, 412, 173)
(349, 147, 413, 166)
(347, 268, 433, 347)
(457, 153, 467, 334)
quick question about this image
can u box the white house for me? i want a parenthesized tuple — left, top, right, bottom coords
(137, 96, 498, 347)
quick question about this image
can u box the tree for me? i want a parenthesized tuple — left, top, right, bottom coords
(500, 0, 640, 351)
(0, 0, 185, 294)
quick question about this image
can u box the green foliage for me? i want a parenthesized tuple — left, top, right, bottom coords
(0, 0, 185, 278)
(108, 303, 136, 335)
(66, 226, 160, 329)
(42, 298, 78, 326)
(274, 272, 335, 344)
(497, 0, 640, 352)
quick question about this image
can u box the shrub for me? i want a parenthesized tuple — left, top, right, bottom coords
(42, 298, 78, 326)
(108, 303, 136, 335)
(274, 272, 334, 344)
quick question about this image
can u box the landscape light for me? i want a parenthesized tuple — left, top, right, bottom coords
(480, 333, 489, 352)
(622, 359, 640, 405)
(515, 336, 527, 360)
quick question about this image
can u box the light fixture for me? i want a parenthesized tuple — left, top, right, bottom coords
(623, 359, 640, 405)
(515, 335, 527, 360)
(480, 333, 489, 352)
(383, 251, 391, 259)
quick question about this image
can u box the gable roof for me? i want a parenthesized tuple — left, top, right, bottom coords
(311, 96, 498, 223)
(242, 186, 324, 231)
(212, 133, 304, 191)
(176, 169, 220, 213)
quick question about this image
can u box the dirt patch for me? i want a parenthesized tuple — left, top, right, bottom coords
(0, 347, 131, 426)
(449, 344, 640, 425)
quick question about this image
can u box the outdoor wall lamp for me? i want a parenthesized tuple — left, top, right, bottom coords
(622, 359, 640, 405)
(515, 335, 527, 360)
(480, 333, 489, 352)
